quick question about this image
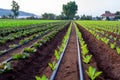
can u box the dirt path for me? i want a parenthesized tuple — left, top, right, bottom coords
(55, 24, 79, 80)
(76, 23, 120, 80)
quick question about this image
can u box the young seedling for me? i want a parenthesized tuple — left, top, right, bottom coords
(83, 55, 92, 64)
(116, 47, 120, 54)
(54, 50, 60, 61)
(35, 75, 48, 80)
(12, 53, 30, 60)
(86, 66, 102, 80)
(33, 43, 42, 48)
(48, 61, 57, 71)
(0, 62, 12, 74)
(81, 44, 89, 56)
(9, 44, 17, 48)
(24, 47, 36, 53)
(110, 43, 116, 49)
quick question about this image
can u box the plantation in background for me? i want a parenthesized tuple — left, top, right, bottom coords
(0, 19, 63, 28)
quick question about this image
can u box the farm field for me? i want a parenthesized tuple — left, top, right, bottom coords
(0, 19, 64, 28)
(0, 20, 120, 80)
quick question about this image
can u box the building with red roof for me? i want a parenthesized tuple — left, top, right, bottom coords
(101, 11, 115, 20)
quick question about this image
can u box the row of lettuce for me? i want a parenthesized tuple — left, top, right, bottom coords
(36, 22, 103, 80)
(0, 22, 103, 80)
(0, 21, 69, 77)
(0, 22, 66, 55)
(0, 20, 62, 28)
(75, 23, 102, 80)
(76, 21, 120, 55)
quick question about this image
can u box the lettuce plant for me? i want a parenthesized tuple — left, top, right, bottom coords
(86, 66, 102, 80)
(35, 75, 48, 80)
(81, 44, 89, 56)
(116, 47, 120, 54)
(9, 44, 17, 48)
(48, 61, 57, 71)
(110, 43, 116, 49)
(83, 55, 92, 64)
(54, 50, 60, 61)
(12, 53, 30, 60)
(24, 47, 36, 53)
(0, 62, 12, 74)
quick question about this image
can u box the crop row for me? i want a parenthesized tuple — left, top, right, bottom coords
(75, 23, 102, 80)
(0, 22, 66, 51)
(0, 19, 63, 28)
(0, 22, 69, 75)
(76, 21, 120, 55)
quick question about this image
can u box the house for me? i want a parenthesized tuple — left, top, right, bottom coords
(101, 11, 115, 20)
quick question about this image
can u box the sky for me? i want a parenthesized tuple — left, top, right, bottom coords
(0, 0, 120, 17)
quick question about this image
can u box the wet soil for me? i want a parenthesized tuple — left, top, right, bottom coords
(55, 24, 79, 80)
(76, 23, 120, 80)
(0, 23, 70, 80)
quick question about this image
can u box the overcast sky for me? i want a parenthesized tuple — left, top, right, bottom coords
(0, 0, 120, 17)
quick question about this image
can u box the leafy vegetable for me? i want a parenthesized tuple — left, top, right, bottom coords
(116, 47, 120, 54)
(48, 61, 57, 71)
(24, 47, 36, 53)
(0, 62, 12, 74)
(12, 53, 30, 60)
(86, 66, 102, 80)
(54, 50, 60, 61)
(35, 75, 48, 80)
(83, 55, 92, 64)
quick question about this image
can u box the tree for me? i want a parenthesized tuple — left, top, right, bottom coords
(11, 0, 20, 19)
(74, 15, 80, 20)
(42, 13, 56, 20)
(115, 11, 120, 15)
(115, 11, 120, 20)
(62, 1, 78, 20)
(105, 11, 111, 14)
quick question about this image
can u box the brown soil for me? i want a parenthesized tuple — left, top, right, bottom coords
(0, 23, 70, 80)
(0, 32, 47, 63)
(55, 24, 79, 80)
(0, 25, 55, 51)
(76, 23, 120, 80)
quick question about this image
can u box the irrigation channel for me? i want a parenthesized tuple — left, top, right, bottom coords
(50, 23, 84, 80)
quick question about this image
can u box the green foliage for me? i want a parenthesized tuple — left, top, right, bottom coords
(24, 47, 36, 53)
(0, 62, 12, 74)
(63, 1, 78, 19)
(9, 44, 17, 48)
(0, 40, 5, 44)
(35, 75, 48, 80)
(12, 53, 30, 60)
(54, 50, 60, 61)
(81, 44, 89, 56)
(110, 43, 116, 49)
(33, 43, 42, 48)
(11, 0, 20, 18)
(42, 13, 56, 20)
(83, 55, 92, 64)
(116, 47, 120, 54)
(101, 37, 109, 44)
(86, 66, 102, 80)
(48, 61, 57, 71)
